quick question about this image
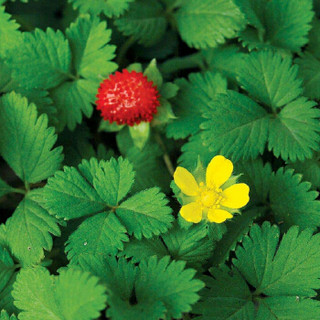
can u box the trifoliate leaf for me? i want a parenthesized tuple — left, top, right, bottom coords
(196, 223, 320, 319)
(235, 223, 320, 296)
(13, 267, 107, 320)
(237, 0, 314, 52)
(66, 15, 117, 80)
(269, 168, 320, 230)
(69, 0, 134, 18)
(6, 190, 61, 266)
(0, 92, 63, 184)
(0, 310, 17, 320)
(296, 52, 320, 100)
(238, 51, 303, 110)
(201, 91, 269, 162)
(43, 157, 172, 240)
(267, 98, 320, 162)
(79, 255, 204, 320)
(288, 153, 320, 189)
(174, 0, 245, 49)
(121, 222, 213, 269)
(66, 212, 128, 264)
(0, 6, 22, 57)
(201, 44, 245, 82)
(7, 28, 71, 90)
(116, 187, 173, 239)
(115, 0, 167, 47)
(167, 72, 227, 139)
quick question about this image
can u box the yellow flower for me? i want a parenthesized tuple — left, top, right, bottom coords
(173, 155, 250, 224)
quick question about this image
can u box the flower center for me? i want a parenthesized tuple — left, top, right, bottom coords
(198, 183, 223, 209)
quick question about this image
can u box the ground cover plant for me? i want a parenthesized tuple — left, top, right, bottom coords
(1, 0, 320, 319)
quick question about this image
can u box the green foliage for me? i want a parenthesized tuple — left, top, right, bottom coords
(12, 267, 107, 320)
(175, 0, 246, 49)
(2, 1, 320, 319)
(79, 255, 204, 319)
(196, 223, 320, 319)
(115, 0, 167, 46)
(202, 50, 320, 162)
(69, 0, 134, 17)
(0, 92, 63, 184)
(236, 0, 314, 52)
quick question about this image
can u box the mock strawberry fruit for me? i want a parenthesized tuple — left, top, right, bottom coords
(96, 69, 160, 126)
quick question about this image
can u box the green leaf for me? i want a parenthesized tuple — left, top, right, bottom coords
(69, 0, 134, 17)
(0, 310, 17, 320)
(234, 223, 320, 296)
(237, 0, 314, 52)
(50, 78, 98, 131)
(197, 223, 320, 319)
(256, 296, 320, 320)
(116, 187, 173, 239)
(201, 91, 269, 162)
(12, 267, 107, 320)
(201, 44, 245, 82)
(210, 207, 261, 267)
(235, 159, 273, 206)
(167, 72, 227, 139)
(0, 6, 22, 57)
(238, 50, 303, 110)
(0, 246, 15, 295)
(7, 28, 71, 90)
(296, 52, 320, 100)
(269, 168, 320, 230)
(288, 153, 320, 189)
(179, 132, 217, 171)
(79, 255, 204, 319)
(195, 266, 255, 320)
(6, 190, 61, 266)
(93, 157, 135, 206)
(144, 59, 163, 88)
(66, 212, 128, 264)
(0, 92, 63, 184)
(122, 222, 213, 269)
(66, 15, 117, 79)
(0, 179, 13, 199)
(115, 0, 167, 46)
(43, 160, 108, 220)
(268, 98, 320, 162)
(175, 0, 245, 49)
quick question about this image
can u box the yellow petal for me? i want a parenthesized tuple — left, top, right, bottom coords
(180, 202, 203, 223)
(221, 183, 250, 209)
(206, 155, 233, 189)
(207, 208, 233, 223)
(174, 167, 199, 196)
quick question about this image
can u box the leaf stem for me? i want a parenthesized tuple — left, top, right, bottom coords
(11, 188, 26, 195)
(154, 133, 175, 176)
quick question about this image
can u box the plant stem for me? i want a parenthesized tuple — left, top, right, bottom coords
(11, 188, 26, 195)
(116, 36, 136, 66)
(155, 133, 175, 176)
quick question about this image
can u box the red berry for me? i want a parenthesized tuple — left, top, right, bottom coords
(96, 69, 160, 126)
